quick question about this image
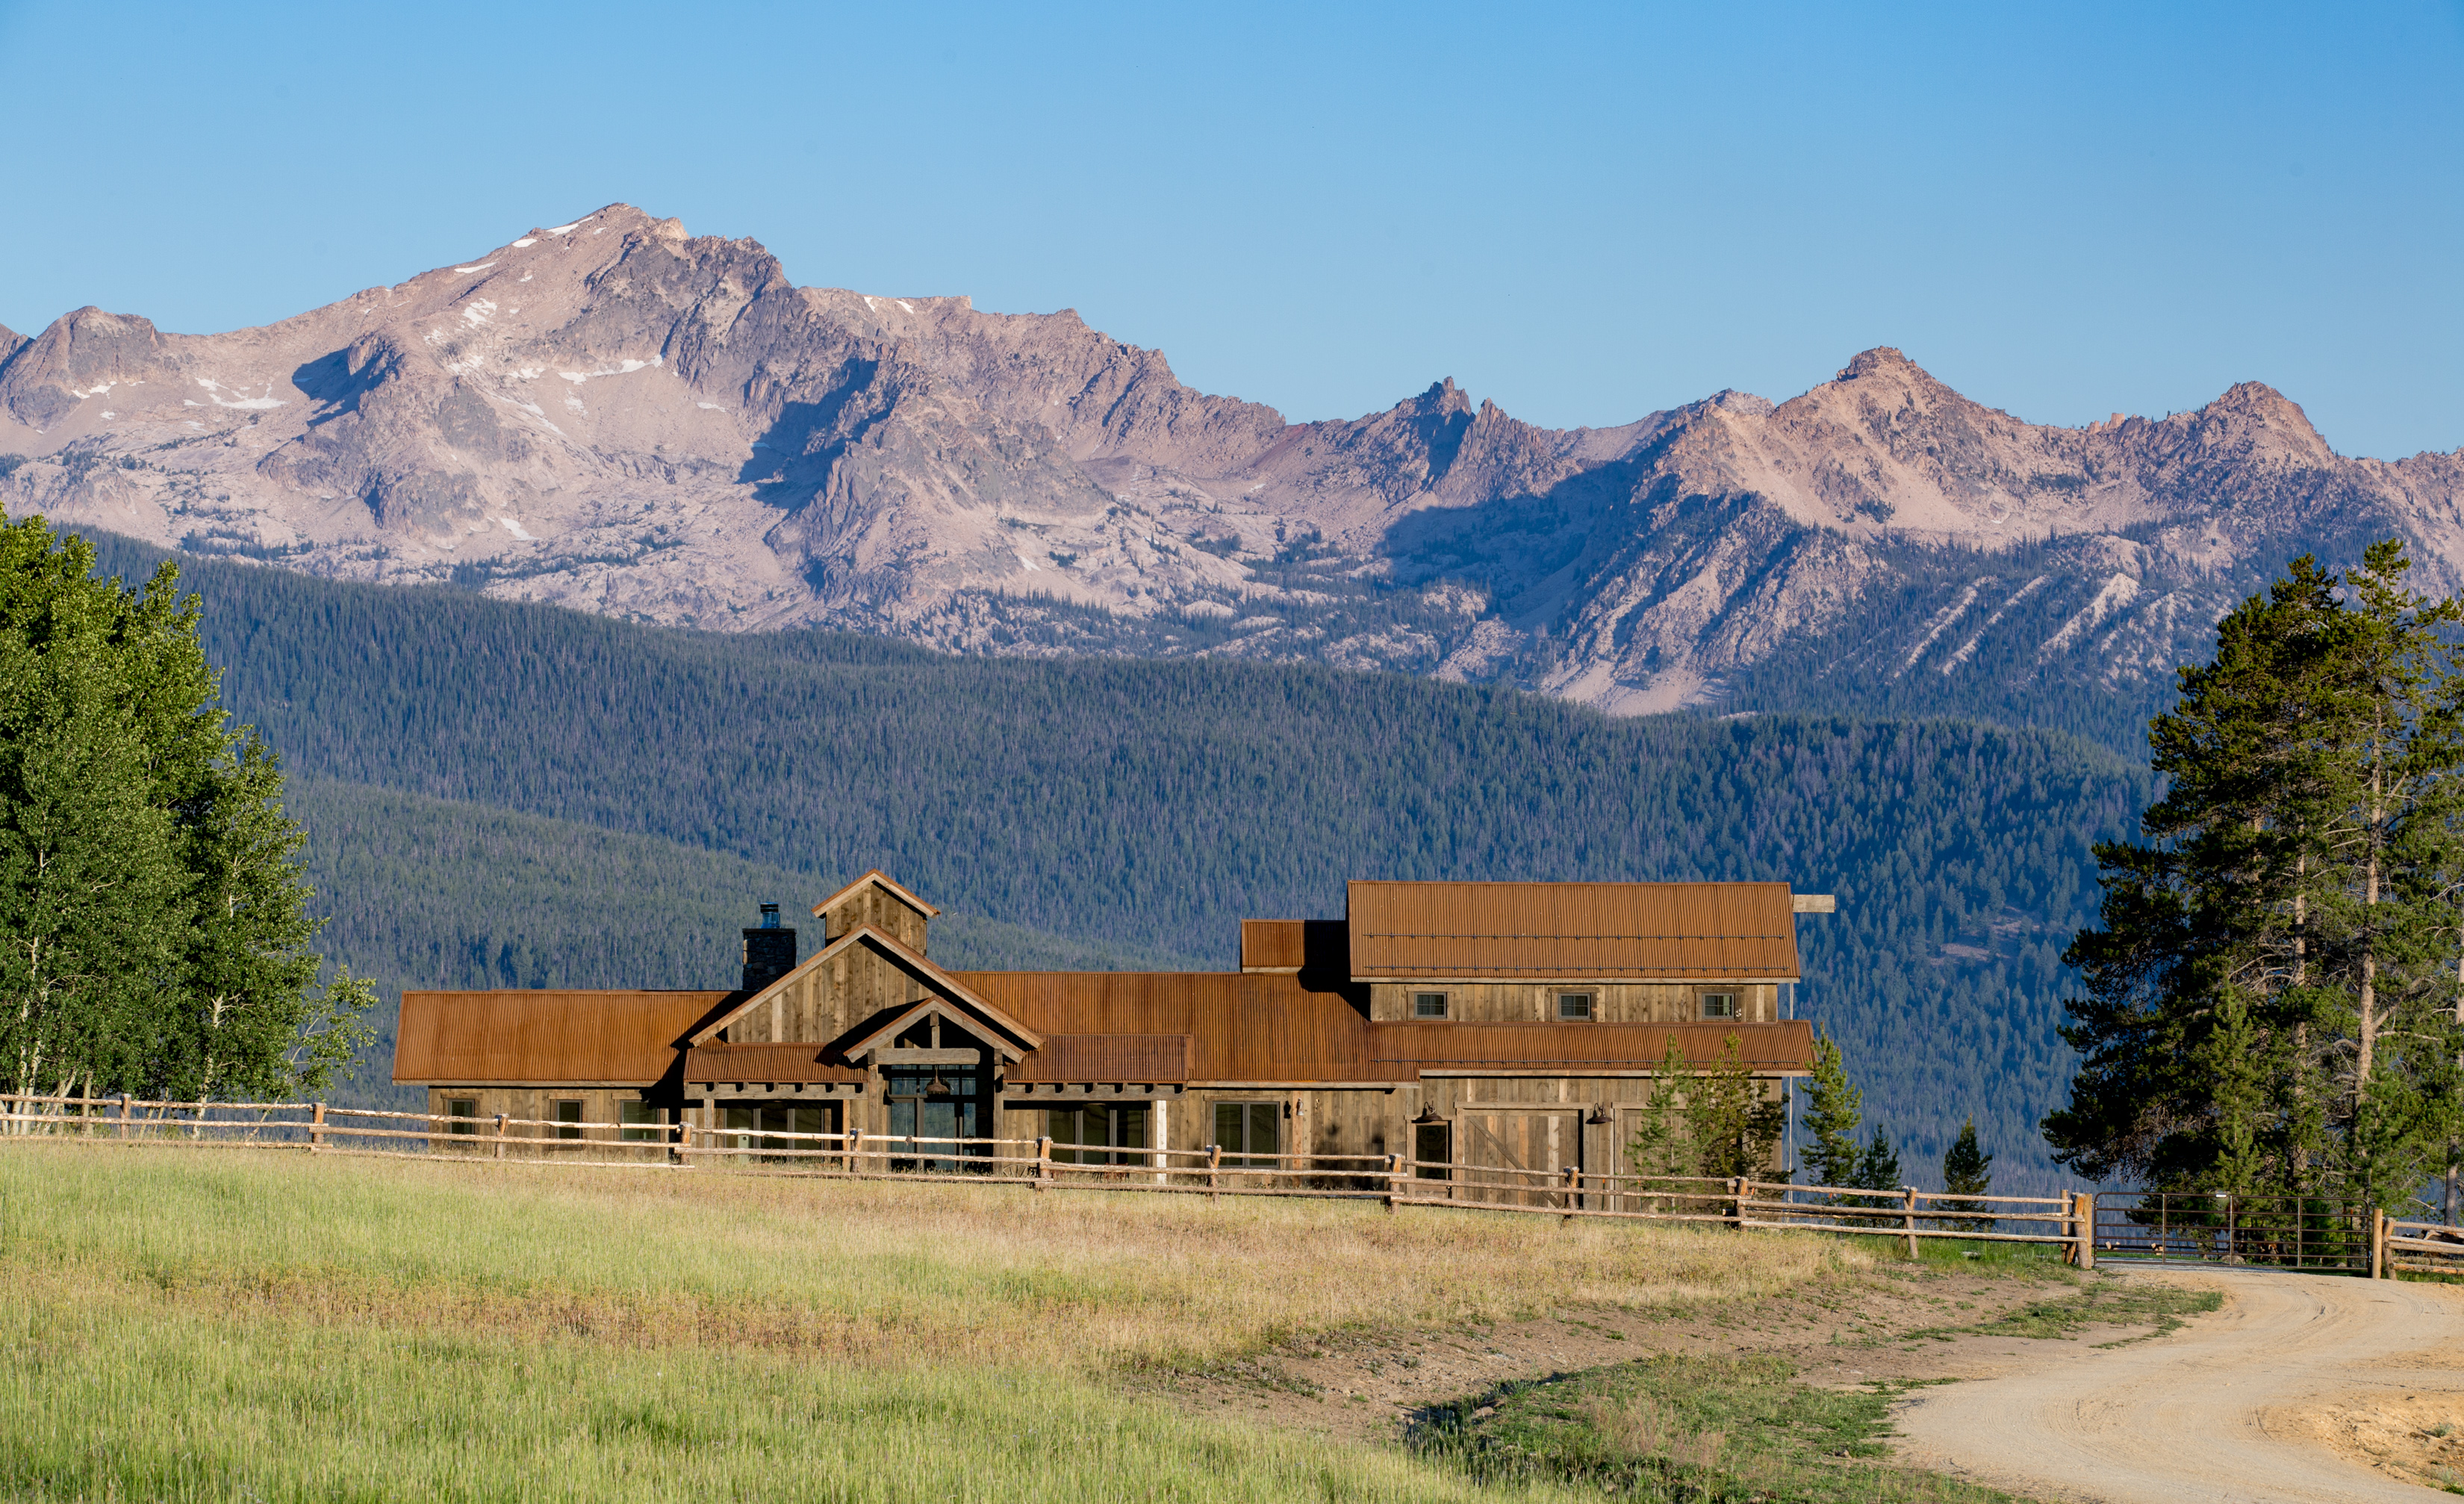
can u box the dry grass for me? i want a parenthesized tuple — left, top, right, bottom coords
(0, 1143, 1878, 1502)
(0, 1143, 1861, 1370)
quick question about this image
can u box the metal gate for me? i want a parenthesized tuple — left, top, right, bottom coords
(2091, 1191, 2371, 1273)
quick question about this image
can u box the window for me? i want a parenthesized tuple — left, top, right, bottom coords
(1047, 1103, 1148, 1166)
(1556, 992, 1594, 1021)
(1412, 992, 1449, 1019)
(1699, 990, 1738, 1021)
(553, 1100, 584, 1140)
(447, 1097, 478, 1136)
(1413, 1120, 1452, 1179)
(620, 1101, 662, 1142)
(1214, 1101, 1281, 1168)
(722, 1104, 838, 1162)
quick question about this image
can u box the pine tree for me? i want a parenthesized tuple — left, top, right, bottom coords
(1799, 1033, 1864, 1190)
(1852, 1125, 1901, 1193)
(1940, 1117, 1993, 1233)
(1625, 1035, 1696, 1204)
(1687, 1033, 1788, 1181)
(2047, 541, 2464, 1213)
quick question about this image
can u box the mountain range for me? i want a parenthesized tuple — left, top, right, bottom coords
(7, 203, 2456, 741)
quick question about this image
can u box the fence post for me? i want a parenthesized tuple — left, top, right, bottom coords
(1903, 1186, 1919, 1260)
(2076, 1192, 2096, 1271)
(493, 1112, 507, 1161)
(1729, 1175, 1744, 1231)
(2371, 1208, 2388, 1280)
(309, 1101, 326, 1155)
(1384, 1152, 1402, 1212)
(117, 1093, 130, 1143)
(847, 1129, 863, 1178)
(1034, 1135, 1051, 1193)
(1560, 1165, 1578, 1224)
(1207, 1143, 1222, 1205)
(670, 1120, 687, 1169)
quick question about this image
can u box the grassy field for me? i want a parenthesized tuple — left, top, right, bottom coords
(0, 1144, 1891, 1503)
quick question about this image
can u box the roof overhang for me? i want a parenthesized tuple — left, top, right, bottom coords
(810, 868, 940, 921)
(687, 924, 1045, 1054)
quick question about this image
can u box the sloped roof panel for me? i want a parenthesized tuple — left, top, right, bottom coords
(393, 990, 729, 1085)
(1345, 880, 1801, 980)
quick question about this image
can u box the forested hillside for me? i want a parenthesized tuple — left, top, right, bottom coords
(89, 532, 2150, 1190)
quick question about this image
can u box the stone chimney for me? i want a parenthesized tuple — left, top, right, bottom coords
(741, 902, 797, 992)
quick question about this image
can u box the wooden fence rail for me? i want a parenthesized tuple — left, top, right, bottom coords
(0, 1092, 2297, 1270)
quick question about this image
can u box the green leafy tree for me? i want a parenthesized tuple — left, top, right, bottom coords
(1798, 1033, 1864, 1190)
(2047, 541, 2464, 1214)
(0, 518, 370, 1104)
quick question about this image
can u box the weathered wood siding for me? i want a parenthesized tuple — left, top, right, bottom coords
(718, 942, 935, 1045)
(820, 883, 931, 953)
(1367, 981, 1776, 1023)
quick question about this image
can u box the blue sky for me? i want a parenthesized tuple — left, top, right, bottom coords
(2, 1, 2458, 458)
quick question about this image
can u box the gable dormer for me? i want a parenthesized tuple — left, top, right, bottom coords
(813, 870, 937, 954)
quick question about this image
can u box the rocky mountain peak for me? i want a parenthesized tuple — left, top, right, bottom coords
(1837, 346, 1920, 380)
(0, 204, 2452, 730)
(1, 307, 177, 429)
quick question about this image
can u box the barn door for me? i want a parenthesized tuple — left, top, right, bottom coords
(1456, 1110, 1583, 1208)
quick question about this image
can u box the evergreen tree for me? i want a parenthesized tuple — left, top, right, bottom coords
(1687, 1032, 1788, 1181)
(0, 518, 370, 1103)
(1852, 1125, 1902, 1193)
(1799, 1033, 1864, 1189)
(1625, 1036, 1695, 1202)
(2047, 541, 2464, 1212)
(1940, 1117, 1993, 1232)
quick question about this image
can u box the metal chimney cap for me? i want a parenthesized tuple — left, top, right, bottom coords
(759, 902, 781, 928)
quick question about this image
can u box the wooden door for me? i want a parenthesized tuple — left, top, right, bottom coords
(1455, 1110, 1582, 1208)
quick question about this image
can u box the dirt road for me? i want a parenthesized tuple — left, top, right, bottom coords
(1894, 1266, 2464, 1503)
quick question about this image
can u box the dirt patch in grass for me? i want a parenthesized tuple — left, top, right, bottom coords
(1410, 1353, 2029, 1503)
(1130, 1256, 2203, 1447)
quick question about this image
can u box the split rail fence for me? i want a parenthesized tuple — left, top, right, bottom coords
(13, 1093, 2460, 1277)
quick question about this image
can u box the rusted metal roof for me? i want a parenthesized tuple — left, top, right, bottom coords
(957, 972, 1814, 1082)
(1239, 921, 1307, 972)
(1238, 919, 1351, 974)
(393, 990, 729, 1085)
(1346, 880, 1802, 981)
(1006, 1034, 1193, 1084)
(682, 1043, 868, 1087)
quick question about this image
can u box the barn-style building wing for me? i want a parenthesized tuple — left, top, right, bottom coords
(394, 874, 1825, 1181)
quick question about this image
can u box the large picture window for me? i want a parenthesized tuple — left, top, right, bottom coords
(1214, 1101, 1281, 1168)
(884, 1069, 985, 1172)
(1046, 1103, 1148, 1166)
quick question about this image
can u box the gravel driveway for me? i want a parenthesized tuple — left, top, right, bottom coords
(1894, 1265, 2464, 1503)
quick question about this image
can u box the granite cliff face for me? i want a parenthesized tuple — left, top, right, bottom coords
(4, 203, 2460, 725)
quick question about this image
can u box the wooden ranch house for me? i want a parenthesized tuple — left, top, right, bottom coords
(393, 875, 1829, 1186)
